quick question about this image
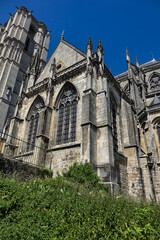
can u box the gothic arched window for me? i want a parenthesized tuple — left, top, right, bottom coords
(27, 101, 43, 151)
(157, 122, 160, 143)
(24, 25, 36, 55)
(56, 86, 78, 145)
(110, 95, 118, 151)
(150, 73, 160, 91)
(152, 118, 160, 156)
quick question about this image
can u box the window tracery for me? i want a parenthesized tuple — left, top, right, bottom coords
(56, 86, 78, 145)
(27, 101, 43, 151)
(150, 73, 160, 91)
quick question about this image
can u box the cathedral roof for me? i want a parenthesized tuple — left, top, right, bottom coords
(115, 58, 160, 82)
(140, 58, 159, 69)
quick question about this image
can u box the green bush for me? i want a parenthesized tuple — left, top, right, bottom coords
(63, 162, 100, 186)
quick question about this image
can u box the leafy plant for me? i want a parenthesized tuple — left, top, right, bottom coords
(0, 171, 160, 239)
(63, 162, 100, 186)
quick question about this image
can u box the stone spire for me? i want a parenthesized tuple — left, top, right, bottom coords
(86, 37, 93, 55)
(86, 37, 93, 89)
(136, 56, 140, 67)
(97, 40, 103, 53)
(126, 48, 130, 62)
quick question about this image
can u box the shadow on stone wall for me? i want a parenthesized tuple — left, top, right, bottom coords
(0, 155, 53, 181)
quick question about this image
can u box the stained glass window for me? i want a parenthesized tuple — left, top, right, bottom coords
(56, 86, 78, 145)
(157, 122, 160, 143)
(27, 102, 43, 151)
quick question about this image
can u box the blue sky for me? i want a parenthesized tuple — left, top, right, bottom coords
(1, 0, 160, 76)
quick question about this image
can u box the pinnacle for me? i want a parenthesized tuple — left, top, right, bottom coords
(126, 48, 130, 62)
(126, 48, 129, 56)
(97, 40, 103, 51)
(88, 36, 92, 46)
(86, 36, 93, 52)
(61, 32, 64, 41)
(136, 56, 139, 67)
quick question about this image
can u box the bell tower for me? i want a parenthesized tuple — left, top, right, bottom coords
(0, 6, 51, 133)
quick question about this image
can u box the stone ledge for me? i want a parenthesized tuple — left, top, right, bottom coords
(47, 141, 81, 152)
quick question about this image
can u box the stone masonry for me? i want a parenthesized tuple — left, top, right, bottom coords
(1, 6, 160, 202)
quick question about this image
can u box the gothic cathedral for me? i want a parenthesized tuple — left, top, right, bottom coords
(0, 6, 160, 202)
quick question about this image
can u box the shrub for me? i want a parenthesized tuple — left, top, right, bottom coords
(63, 162, 100, 186)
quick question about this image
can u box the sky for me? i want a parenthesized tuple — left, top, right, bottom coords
(1, 0, 160, 76)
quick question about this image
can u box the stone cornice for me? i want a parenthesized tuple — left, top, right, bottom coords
(147, 104, 160, 114)
(55, 59, 86, 82)
(26, 59, 87, 97)
(47, 141, 81, 152)
(4, 36, 25, 47)
(0, 56, 20, 67)
(26, 78, 48, 97)
(146, 90, 160, 98)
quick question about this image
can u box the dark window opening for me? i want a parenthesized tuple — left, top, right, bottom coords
(57, 64, 62, 72)
(27, 102, 43, 151)
(24, 37, 30, 52)
(157, 122, 160, 143)
(56, 86, 78, 145)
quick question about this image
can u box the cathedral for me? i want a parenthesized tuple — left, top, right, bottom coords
(0, 6, 160, 202)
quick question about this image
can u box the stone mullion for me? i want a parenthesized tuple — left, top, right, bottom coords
(70, 101, 77, 142)
(27, 116, 34, 151)
(56, 105, 64, 145)
(63, 102, 71, 143)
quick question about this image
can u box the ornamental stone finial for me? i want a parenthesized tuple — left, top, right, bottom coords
(97, 40, 103, 53)
(86, 36, 93, 54)
(136, 56, 140, 67)
(61, 30, 64, 40)
(126, 48, 130, 62)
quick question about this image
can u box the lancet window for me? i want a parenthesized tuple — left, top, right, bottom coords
(24, 25, 36, 55)
(154, 120, 160, 144)
(27, 102, 43, 151)
(56, 86, 78, 145)
(157, 122, 160, 143)
(152, 118, 160, 155)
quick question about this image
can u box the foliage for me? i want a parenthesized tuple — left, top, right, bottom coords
(63, 162, 109, 192)
(63, 162, 100, 185)
(36, 166, 53, 178)
(0, 172, 160, 239)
